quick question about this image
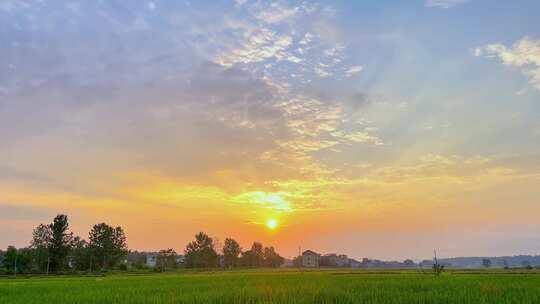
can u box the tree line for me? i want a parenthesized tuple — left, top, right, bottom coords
(1, 214, 127, 274)
(183, 232, 284, 269)
(1, 215, 285, 275)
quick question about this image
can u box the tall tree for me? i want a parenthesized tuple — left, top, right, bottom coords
(184, 232, 218, 268)
(263, 246, 284, 268)
(240, 242, 264, 267)
(88, 223, 128, 270)
(48, 214, 73, 272)
(30, 224, 52, 272)
(222, 238, 242, 268)
(250, 242, 264, 267)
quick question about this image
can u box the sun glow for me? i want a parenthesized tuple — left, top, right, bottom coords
(266, 219, 278, 230)
(233, 191, 293, 212)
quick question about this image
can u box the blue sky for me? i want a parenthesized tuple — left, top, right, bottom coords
(1, 0, 539, 259)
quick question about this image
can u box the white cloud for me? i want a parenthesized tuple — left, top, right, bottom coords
(251, 1, 298, 24)
(516, 88, 528, 96)
(314, 66, 332, 78)
(473, 47, 483, 57)
(235, 0, 248, 7)
(345, 65, 363, 77)
(425, 0, 469, 9)
(299, 32, 314, 45)
(215, 29, 294, 66)
(476, 37, 540, 91)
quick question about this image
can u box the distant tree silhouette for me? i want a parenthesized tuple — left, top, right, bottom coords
(263, 246, 284, 267)
(30, 223, 52, 273)
(48, 215, 74, 272)
(71, 237, 90, 271)
(241, 242, 264, 267)
(184, 232, 218, 268)
(222, 238, 242, 268)
(482, 259, 491, 268)
(88, 223, 128, 270)
(432, 250, 444, 276)
(156, 249, 177, 272)
(2, 246, 33, 275)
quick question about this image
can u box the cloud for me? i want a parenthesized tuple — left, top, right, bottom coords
(331, 131, 383, 146)
(215, 28, 295, 66)
(250, 1, 298, 24)
(314, 66, 332, 78)
(345, 65, 363, 77)
(232, 191, 293, 212)
(0, 0, 388, 221)
(425, 0, 469, 9)
(475, 37, 540, 91)
(235, 0, 248, 7)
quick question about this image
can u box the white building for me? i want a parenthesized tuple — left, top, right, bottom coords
(146, 254, 157, 267)
(302, 250, 320, 268)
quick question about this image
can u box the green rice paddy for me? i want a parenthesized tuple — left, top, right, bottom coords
(1, 269, 539, 303)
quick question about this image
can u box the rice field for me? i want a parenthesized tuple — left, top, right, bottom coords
(1, 269, 540, 303)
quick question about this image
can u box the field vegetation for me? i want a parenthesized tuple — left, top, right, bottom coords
(1, 269, 540, 304)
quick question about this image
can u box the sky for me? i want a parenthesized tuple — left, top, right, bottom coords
(1, 0, 540, 261)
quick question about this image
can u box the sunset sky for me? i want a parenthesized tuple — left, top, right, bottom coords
(1, 0, 540, 260)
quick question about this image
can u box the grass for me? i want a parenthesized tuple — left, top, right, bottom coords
(1, 269, 540, 303)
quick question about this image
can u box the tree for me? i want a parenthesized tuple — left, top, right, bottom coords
(482, 258, 491, 268)
(263, 246, 284, 267)
(403, 259, 416, 267)
(222, 238, 241, 268)
(156, 249, 177, 272)
(432, 250, 444, 276)
(0, 250, 5, 272)
(184, 232, 218, 268)
(71, 237, 91, 271)
(88, 223, 128, 270)
(48, 214, 74, 272)
(2, 246, 33, 275)
(240, 242, 264, 267)
(2, 246, 18, 274)
(30, 224, 52, 273)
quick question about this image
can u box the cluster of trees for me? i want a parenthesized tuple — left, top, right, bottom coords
(184, 232, 284, 268)
(1, 214, 128, 274)
(1, 218, 285, 274)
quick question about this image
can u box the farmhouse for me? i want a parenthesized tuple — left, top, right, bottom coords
(302, 250, 320, 268)
(146, 254, 157, 267)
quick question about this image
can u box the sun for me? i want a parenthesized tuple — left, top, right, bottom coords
(266, 219, 278, 230)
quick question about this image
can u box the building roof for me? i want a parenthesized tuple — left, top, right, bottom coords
(302, 250, 320, 256)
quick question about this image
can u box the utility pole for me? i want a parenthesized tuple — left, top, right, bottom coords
(46, 255, 50, 276)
